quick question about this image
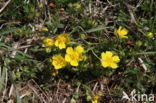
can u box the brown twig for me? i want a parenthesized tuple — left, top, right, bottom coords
(0, 0, 12, 13)
(93, 82, 98, 92)
(106, 85, 116, 103)
(56, 79, 61, 103)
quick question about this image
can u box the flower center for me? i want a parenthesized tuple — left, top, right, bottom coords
(70, 52, 79, 61)
(106, 57, 113, 64)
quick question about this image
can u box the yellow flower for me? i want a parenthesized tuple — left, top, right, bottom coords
(146, 32, 154, 38)
(101, 51, 120, 69)
(41, 27, 49, 32)
(51, 55, 67, 70)
(91, 93, 103, 103)
(68, 3, 81, 9)
(114, 26, 128, 38)
(43, 38, 54, 47)
(55, 33, 70, 49)
(65, 46, 85, 66)
(91, 98, 98, 103)
(74, 3, 81, 9)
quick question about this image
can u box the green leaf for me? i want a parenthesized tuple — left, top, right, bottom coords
(0, 67, 6, 91)
(0, 42, 32, 58)
(0, 27, 18, 36)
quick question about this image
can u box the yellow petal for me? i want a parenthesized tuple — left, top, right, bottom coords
(101, 60, 108, 68)
(71, 61, 78, 66)
(118, 26, 122, 31)
(113, 56, 120, 62)
(52, 61, 55, 66)
(59, 43, 66, 49)
(110, 63, 118, 69)
(101, 52, 105, 58)
(120, 28, 128, 35)
(52, 56, 56, 60)
(146, 32, 154, 38)
(120, 35, 128, 38)
(75, 46, 84, 53)
(91, 99, 98, 103)
(66, 47, 74, 54)
(41, 27, 49, 32)
(105, 51, 113, 57)
(54, 65, 61, 69)
(65, 55, 71, 62)
(55, 40, 59, 46)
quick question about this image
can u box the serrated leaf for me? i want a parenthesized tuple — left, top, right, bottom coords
(0, 27, 18, 36)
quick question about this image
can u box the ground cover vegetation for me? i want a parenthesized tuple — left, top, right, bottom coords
(0, 0, 156, 103)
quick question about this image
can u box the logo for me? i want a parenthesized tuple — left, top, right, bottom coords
(122, 89, 155, 102)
